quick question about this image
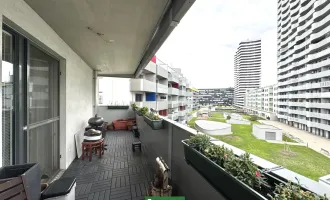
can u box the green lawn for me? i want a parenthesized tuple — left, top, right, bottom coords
(282, 135, 297, 143)
(215, 124, 330, 180)
(187, 112, 330, 180)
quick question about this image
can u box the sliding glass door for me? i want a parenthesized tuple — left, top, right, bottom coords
(27, 44, 60, 177)
(1, 26, 60, 177)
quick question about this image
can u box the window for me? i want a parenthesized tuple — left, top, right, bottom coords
(135, 94, 143, 102)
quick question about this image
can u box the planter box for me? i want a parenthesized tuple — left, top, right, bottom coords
(0, 163, 41, 200)
(136, 111, 143, 116)
(107, 105, 129, 109)
(144, 116, 163, 130)
(182, 140, 267, 200)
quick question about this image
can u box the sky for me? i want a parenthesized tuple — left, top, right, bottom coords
(157, 0, 278, 89)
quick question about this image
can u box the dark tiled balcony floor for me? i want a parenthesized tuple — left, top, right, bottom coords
(61, 131, 152, 200)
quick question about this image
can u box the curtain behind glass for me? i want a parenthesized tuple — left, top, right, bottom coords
(2, 31, 14, 166)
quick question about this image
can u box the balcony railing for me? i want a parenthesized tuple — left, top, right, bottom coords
(168, 87, 179, 96)
(135, 115, 330, 199)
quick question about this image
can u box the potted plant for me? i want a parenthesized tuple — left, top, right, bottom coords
(144, 112, 163, 130)
(137, 107, 148, 116)
(131, 103, 138, 111)
(269, 180, 328, 200)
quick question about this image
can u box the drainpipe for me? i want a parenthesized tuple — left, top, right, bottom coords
(93, 70, 98, 115)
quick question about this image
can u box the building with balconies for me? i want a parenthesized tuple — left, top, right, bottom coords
(244, 85, 278, 120)
(234, 39, 262, 108)
(130, 58, 194, 124)
(277, 0, 330, 139)
(196, 88, 234, 106)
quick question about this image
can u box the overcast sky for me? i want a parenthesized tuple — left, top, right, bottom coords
(157, 0, 278, 89)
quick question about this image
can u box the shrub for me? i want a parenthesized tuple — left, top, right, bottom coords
(139, 107, 148, 116)
(187, 134, 212, 152)
(226, 115, 231, 120)
(224, 153, 268, 190)
(266, 116, 270, 120)
(145, 112, 161, 120)
(268, 181, 328, 200)
(131, 103, 138, 110)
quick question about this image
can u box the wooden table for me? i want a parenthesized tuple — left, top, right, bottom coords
(81, 138, 104, 161)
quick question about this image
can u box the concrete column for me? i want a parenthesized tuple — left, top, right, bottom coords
(93, 70, 98, 115)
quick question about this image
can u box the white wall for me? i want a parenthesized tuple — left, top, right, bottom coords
(252, 125, 282, 141)
(0, 0, 93, 168)
(97, 106, 135, 123)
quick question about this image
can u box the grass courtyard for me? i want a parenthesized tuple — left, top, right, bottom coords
(188, 112, 330, 180)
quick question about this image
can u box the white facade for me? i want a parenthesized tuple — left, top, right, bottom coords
(244, 85, 278, 120)
(234, 39, 262, 108)
(277, 0, 330, 139)
(252, 124, 282, 141)
(130, 59, 194, 123)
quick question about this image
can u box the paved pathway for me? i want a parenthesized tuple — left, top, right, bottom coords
(260, 120, 330, 156)
(62, 131, 152, 200)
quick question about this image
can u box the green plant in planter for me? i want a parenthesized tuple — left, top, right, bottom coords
(224, 153, 269, 190)
(269, 180, 328, 200)
(131, 103, 138, 110)
(139, 107, 148, 116)
(187, 134, 212, 152)
(145, 112, 161, 120)
(204, 145, 234, 166)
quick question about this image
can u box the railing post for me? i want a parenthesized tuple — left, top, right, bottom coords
(168, 122, 173, 179)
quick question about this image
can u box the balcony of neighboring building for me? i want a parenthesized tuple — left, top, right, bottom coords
(144, 61, 157, 74)
(168, 86, 180, 96)
(157, 65, 169, 79)
(157, 82, 168, 94)
(130, 78, 156, 92)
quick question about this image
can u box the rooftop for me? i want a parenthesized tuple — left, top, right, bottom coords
(254, 124, 281, 130)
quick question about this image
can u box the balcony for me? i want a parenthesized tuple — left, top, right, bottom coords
(168, 112, 179, 121)
(168, 101, 179, 108)
(179, 90, 186, 96)
(186, 91, 193, 96)
(132, 115, 330, 199)
(178, 110, 187, 116)
(168, 87, 179, 96)
(168, 73, 179, 83)
(157, 100, 168, 111)
(144, 61, 156, 74)
(130, 79, 156, 92)
(157, 65, 168, 79)
(157, 83, 168, 94)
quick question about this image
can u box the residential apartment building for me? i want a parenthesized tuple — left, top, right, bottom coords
(130, 56, 194, 124)
(234, 39, 262, 108)
(196, 88, 234, 106)
(244, 85, 277, 120)
(277, 0, 330, 139)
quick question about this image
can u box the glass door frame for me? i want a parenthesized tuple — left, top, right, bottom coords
(2, 24, 60, 170)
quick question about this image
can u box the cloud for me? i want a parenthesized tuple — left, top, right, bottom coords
(156, 0, 277, 88)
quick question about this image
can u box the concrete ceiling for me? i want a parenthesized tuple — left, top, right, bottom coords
(24, 0, 174, 76)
